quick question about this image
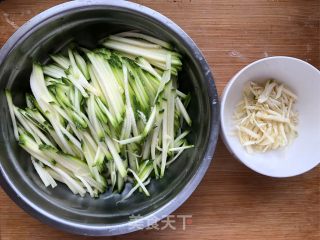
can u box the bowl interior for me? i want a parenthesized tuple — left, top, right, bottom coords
(221, 57, 320, 177)
(0, 5, 214, 227)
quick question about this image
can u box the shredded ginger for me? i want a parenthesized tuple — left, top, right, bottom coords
(234, 80, 298, 153)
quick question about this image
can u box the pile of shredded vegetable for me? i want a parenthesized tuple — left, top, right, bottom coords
(5, 31, 193, 200)
(234, 80, 298, 153)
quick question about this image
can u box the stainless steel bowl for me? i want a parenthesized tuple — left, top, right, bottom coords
(0, 0, 219, 236)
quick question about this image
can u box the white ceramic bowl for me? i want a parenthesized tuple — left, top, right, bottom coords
(221, 56, 320, 177)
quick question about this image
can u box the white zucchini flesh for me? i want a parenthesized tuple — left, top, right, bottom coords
(6, 32, 193, 199)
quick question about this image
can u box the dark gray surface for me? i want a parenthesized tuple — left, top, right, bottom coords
(0, 0, 219, 236)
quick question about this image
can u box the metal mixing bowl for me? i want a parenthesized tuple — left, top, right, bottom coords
(0, 0, 219, 236)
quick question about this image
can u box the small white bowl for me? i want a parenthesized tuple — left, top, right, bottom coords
(221, 56, 320, 177)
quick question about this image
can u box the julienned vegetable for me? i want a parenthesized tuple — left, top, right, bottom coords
(5, 31, 193, 199)
(234, 80, 298, 153)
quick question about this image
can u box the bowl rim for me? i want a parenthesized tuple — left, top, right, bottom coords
(0, 0, 220, 236)
(220, 56, 320, 178)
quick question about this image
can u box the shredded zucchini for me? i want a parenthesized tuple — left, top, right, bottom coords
(5, 31, 193, 199)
